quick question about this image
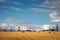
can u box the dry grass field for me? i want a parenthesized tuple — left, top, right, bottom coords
(0, 31, 60, 40)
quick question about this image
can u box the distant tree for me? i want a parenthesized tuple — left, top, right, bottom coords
(50, 26, 55, 31)
(51, 29, 55, 31)
(26, 26, 32, 32)
(17, 27, 20, 31)
(3, 29, 7, 31)
(29, 26, 32, 32)
(49, 27, 51, 31)
(32, 27, 36, 32)
(0, 27, 2, 31)
(10, 28, 13, 31)
(56, 24, 58, 31)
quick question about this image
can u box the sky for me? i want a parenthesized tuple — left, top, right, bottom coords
(0, 0, 60, 30)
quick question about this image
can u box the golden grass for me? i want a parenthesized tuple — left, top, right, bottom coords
(0, 31, 60, 40)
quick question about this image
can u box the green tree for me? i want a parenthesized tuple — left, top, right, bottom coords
(56, 24, 58, 31)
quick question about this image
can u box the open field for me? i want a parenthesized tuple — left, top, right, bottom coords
(0, 31, 60, 40)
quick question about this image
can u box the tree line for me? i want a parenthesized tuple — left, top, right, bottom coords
(0, 24, 58, 32)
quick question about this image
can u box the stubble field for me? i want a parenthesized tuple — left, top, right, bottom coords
(0, 31, 60, 40)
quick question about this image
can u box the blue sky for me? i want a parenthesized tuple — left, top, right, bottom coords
(0, 0, 60, 30)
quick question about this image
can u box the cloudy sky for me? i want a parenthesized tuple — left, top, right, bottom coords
(0, 0, 60, 30)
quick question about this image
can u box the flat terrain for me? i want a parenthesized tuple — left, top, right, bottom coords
(0, 31, 60, 40)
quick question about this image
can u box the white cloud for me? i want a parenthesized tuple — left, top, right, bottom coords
(40, 0, 60, 9)
(0, 23, 18, 30)
(0, 23, 7, 28)
(49, 11, 60, 22)
(0, 0, 7, 2)
(42, 24, 53, 30)
(52, 20, 60, 22)
(11, 7, 22, 11)
(0, 18, 25, 30)
(12, 2, 21, 5)
(0, 6, 22, 11)
(20, 27, 27, 30)
(35, 0, 60, 23)
(30, 8, 41, 12)
(4, 18, 32, 25)
(26, 8, 51, 12)
(2, 23, 6, 26)
(0, 0, 21, 5)
(34, 0, 60, 14)
(10, 24, 15, 26)
(42, 25, 50, 30)
(4, 18, 22, 23)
